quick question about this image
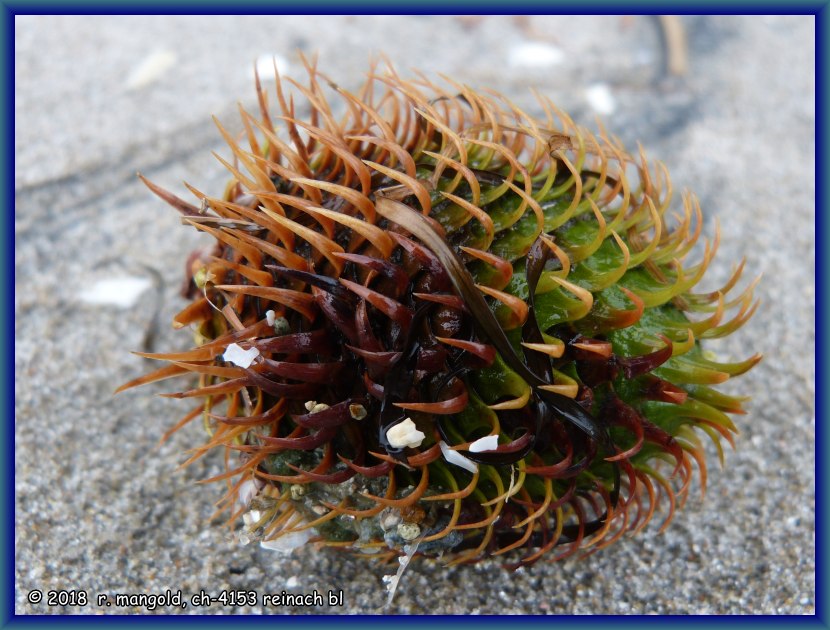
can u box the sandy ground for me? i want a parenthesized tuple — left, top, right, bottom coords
(14, 15, 814, 615)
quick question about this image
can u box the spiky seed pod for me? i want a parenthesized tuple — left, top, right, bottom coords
(122, 60, 761, 567)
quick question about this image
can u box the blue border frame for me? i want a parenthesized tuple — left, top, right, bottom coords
(0, 2, 827, 13)
(6, 3, 825, 625)
(5, 3, 14, 627)
(816, 4, 826, 627)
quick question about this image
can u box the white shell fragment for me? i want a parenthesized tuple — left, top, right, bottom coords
(379, 508, 401, 532)
(260, 528, 313, 554)
(386, 418, 425, 449)
(242, 510, 262, 527)
(236, 478, 263, 510)
(222, 343, 259, 368)
(468, 435, 499, 453)
(508, 42, 565, 68)
(383, 542, 420, 607)
(585, 83, 616, 115)
(125, 49, 176, 89)
(266, 309, 276, 326)
(439, 441, 478, 474)
(79, 276, 152, 308)
(253, 53, 290, 81)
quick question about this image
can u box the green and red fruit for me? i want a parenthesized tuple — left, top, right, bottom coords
(122, 61, 760, 567)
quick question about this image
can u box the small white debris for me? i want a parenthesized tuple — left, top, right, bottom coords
(236, 478, 263, 510)
(439, 441, 478, 474)
(285, 576, 299, 589)
(79, 276, 152, 308)
(260, 528, 313, 554)
(508, 42, 565, 69)
(125, 49, 176, 89)
(303, 400, 329, 414)
(289, 484, 306, 501)
(253, 53, 290, 81)
(397, 522, 421, 541)
(379, 508, 402, 532)
(223, 343, 259, 368)
(468, 435, 499, 453)
(242, 509, 262, 527)
(266, 309, 276, 326)
(349, 404, 368, 421)
(386, 418, 426, 449)
(585, 83, 616, 115)
(383, 542, 420, 608)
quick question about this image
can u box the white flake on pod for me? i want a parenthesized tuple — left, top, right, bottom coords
(349, 404, 368, 420)
(222, 343, 260, 368)
(439, 441, 478, 474)
(468, 435, 499, 453)
(386, 418, 425, 449)
(303, 400, 330, 414)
